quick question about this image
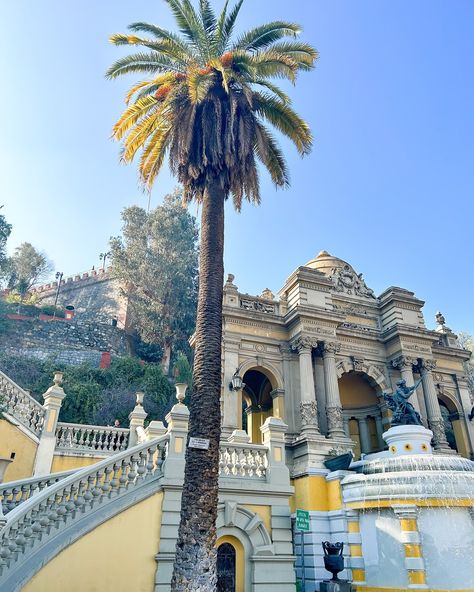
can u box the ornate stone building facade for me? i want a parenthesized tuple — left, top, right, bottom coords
(221, 251, 473, 462)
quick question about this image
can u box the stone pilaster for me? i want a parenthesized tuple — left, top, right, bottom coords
(345, 509, 366, 586)
(128, 391, 147, 447)
(420, 360, 451, 452)
(33, 373, 66, 476)
(392, 505, 428, 589)
(292, 337, 320, 435)
(322, 342, 345, 438)
(221, 339, 241, 439)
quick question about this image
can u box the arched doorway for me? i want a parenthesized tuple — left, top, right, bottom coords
(242, 369, 274, 443)
(339, 371, 385, 458)
(217, 542, 236, 592)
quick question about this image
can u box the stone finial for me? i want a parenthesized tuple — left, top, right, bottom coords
(261, 288, 274, 301)
(53, 372, 63, 386)
(226, 273, 235, 284)
(135, 391, 145, 406)
(435, 311, 446, 327)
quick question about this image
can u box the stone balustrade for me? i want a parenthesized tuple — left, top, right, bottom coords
(0, 470, 74, 515)
(219, 443, 268, 479)
(0, 370, 45, 437)
(0, 435, 168, 581)
(239, 295, 278, 315)
(55, 422, 130, 453)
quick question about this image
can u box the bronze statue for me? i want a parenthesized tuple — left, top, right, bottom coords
(383, 378, 423, 426)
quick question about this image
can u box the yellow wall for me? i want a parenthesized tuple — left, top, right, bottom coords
(216, 535, 245, 592)
(339, 373, 379, 409)
(23, 492, 164, 592)
(243, 504, 272, 535)
(51, 454, 104, 473)
(290, 476, 328, 512)
(0, 419, 37, 481)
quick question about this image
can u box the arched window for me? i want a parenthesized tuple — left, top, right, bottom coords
(217, 543, 236, 592)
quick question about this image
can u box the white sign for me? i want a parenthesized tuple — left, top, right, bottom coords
(188, 437, 210, 450)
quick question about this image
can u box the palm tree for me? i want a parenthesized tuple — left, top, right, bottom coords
(107, 1, 317, 588)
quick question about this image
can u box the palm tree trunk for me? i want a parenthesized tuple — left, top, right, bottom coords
(171, 180, 225, 591)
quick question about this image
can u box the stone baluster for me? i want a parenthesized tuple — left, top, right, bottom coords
(391, 356, 423, 418)
(291, 336, 320, 435)
(358, 417, 371, 454)
(322, 342, 346, 438)
(33, 373, 66, 476)
(128, 392, 148, 448)
(420, 360, 451, 452)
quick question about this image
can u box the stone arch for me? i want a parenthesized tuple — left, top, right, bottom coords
(438, 388, 462, 415)
(216, 502, 274, 591)
(336, 359, 387, 392)
(238, 358, 284, 391)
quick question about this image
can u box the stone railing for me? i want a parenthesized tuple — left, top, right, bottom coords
(0, 436, 168, 581)
(239, 296, 278, 315)
(219, 443, 268, 479)
(55, 422, 130, 453)
(0, 370, 45, 437)
(0, 470, 74, 515)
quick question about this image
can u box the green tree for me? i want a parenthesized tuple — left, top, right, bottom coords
(7, 242, 53, 297)
(110, 190, 199, 374)
(107, 1, 316, 587)
(0, 206, 12, 282)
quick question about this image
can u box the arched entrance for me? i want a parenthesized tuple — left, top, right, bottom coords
(217, 542, 236, 592)
(338, 371, 385, 458)
(242, 369, 274, 443)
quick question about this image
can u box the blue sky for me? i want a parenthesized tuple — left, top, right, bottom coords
(0, 0, 473, 333)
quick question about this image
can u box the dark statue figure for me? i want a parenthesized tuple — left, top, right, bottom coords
(383, 378, 423, 426)
(322, 541, 344, 581)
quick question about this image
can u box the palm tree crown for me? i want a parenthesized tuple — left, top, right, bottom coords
(107, 0, 317, 208)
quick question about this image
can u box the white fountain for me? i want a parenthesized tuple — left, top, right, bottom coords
(341, 397, 474, 589)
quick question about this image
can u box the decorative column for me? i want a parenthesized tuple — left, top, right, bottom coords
(358, 417, 371, 454)
(375, 415, 385, 449)
(163, 383, 189, 481)
(270, 388, 285, 420)
(391, 356, 422, 418)
(292, 337, 320, 435)
(128, 391, 147, 447)
(221, 340, 241, 439)
(260, 417, 290, 485)
(33, 372, 66, 476)
(420, 360, 450, 451)
(392, 505, 427, 589)
(322, 342, 345, 438)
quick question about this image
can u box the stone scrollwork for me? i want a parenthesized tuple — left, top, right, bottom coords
(291, 335, 318, 353)
(300, 401, 318, 428)
(322, 342, 341, 356)
(327, 405, 344, 432)
(391, 355, 416, 371)
(421, 359, 437, 372)
(240, 297, 276, 314)
(330, 264, 376, 300)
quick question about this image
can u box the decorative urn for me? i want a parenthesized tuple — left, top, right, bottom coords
(322, 541, 344, 581)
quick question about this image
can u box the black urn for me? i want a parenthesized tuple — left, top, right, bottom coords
(322, 541, 344, 581)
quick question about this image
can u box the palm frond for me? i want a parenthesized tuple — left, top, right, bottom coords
(254, 93, 312, 155)
(254, 122, 289, 186)
(232, 21, 301, 52)
(199, 0, 217, 34)
(249, 51, 298, 82)
(265, 41, 319, 70)
(112, 95, 159, 140)
(110, 33, 194, 66)
(106, 52, 182, 79)
(216, 0, 245, 53)
(250, 79, 291, 104)
(213, 0, 230, 53)
(164, 0, 207, 57)
(140, 126, 173, 190)
(187, 70, 214, 103)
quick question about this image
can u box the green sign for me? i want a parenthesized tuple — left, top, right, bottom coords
(295, 509, 310, 532)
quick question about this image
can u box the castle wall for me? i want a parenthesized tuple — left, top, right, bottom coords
(1, 317, 130, 366)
